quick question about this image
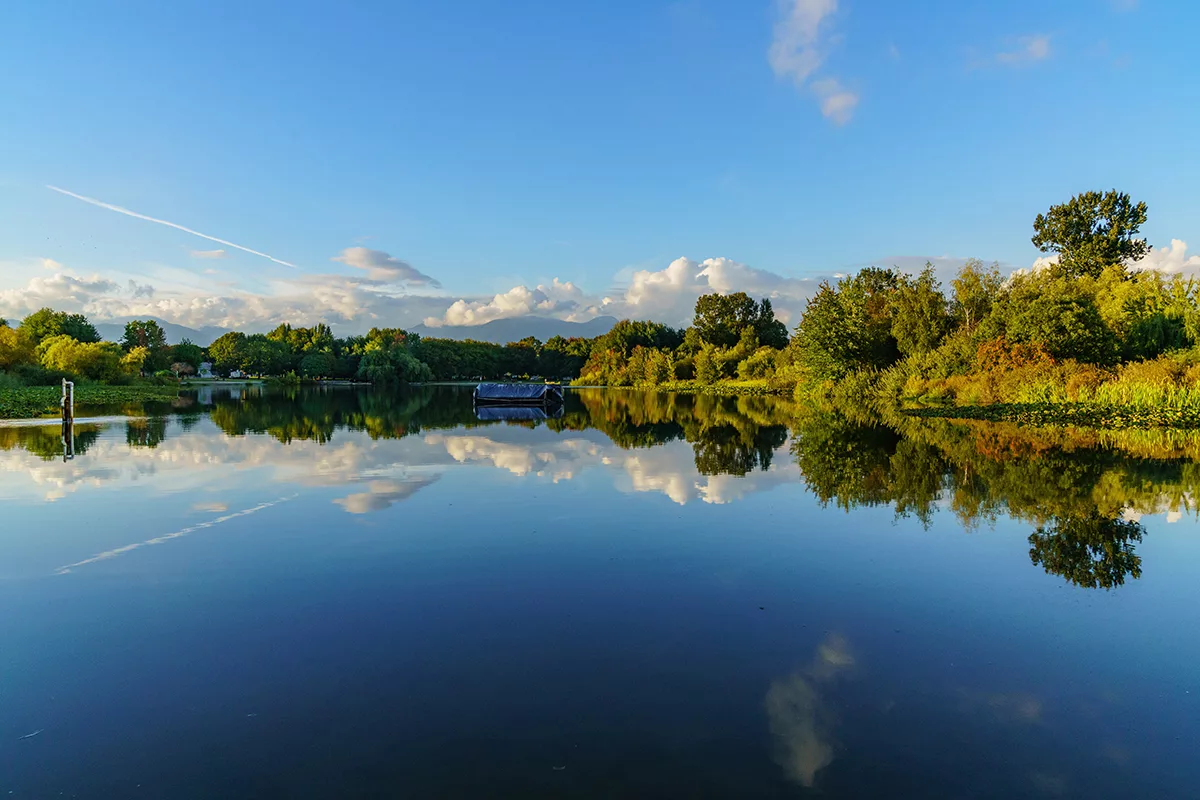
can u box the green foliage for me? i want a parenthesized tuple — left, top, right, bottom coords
(889, 265, 953, 356)
(1007, 292, 1117, 364)
(171, 339, 205, 370)
(0, 325, 34, 369)
(207, 331, 247, 377)
(18, 308, 100, 345)
(694, 346, 720, 385)
(692, 292, 787, 349)
(793, 268, 903, 380)
(300, 351, 337, 378)
(1032, 190, 1150, 278)
(951, 259, 1004, 331)
(37, 335, 123, 381)
(121, 320, 167, 351)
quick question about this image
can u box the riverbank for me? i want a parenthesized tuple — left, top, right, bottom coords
(0, 385, 181, 420)
(569, 378, 791, 396)
(903, 401, 1200, 429)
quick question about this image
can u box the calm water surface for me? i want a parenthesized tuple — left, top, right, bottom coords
(1, 386, 1197, 798)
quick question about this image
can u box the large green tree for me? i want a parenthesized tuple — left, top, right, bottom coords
(18, 308, 100, 345)
(207, 331, 247, 377)
(694, 292, 759, 348)
(951, 259, 1004, 331)
(889, 265, 953, 356)
(1032, 190, 1150, 278)
(170, 338, 205, 370)
(693, 293, 786, 349)
(792, 267, 903, 380)
(121, 319, 170, 372)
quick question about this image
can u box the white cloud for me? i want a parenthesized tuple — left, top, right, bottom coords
(190, 249, 228, 259)
(1129, 239, 1200, 276)
(596, 256, 823, 326)
(0, 272, 121, 316)
(332, 247, 441, 287)
(427, 279, 585, 327)
(996, 35, 1051, 66)
(0, 262, 453, 333)
(768, 0, 859, 124)
(40, 258, 64, 271)
(422, 256, 825, 329)
(1030, 253, 1060, 272)
(811, 78, 859, 125)
(47, 185, 298, 269)
(1022, 240, 1200, 278)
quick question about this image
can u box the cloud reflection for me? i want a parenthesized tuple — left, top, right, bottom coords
(765, 633, 855, 788)
(334, 476, 440, 514)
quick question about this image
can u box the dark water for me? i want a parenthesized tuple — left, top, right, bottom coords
(1, 386, 1198, 798)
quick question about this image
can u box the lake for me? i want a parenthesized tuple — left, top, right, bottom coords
(1, 385, 1198, 798)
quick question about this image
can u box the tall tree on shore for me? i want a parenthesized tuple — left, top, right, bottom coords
(1032, 190, 1150, 279)
(18, 308, 100, 345)
(889, 265, 953, 356)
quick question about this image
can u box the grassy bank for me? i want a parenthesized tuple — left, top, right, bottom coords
(903, 402, 1200, 429)
(573, 379, 792, 397)
(0, 385, 182, 420)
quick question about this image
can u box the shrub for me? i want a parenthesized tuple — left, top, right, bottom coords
(737, 347, 778, 380)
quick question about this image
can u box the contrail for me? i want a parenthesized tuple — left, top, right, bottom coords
(54, 494, 297, 575)
(47, 185, 297, 268)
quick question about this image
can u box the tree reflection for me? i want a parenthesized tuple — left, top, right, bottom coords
(2, 384, 1193, 590)
(1028, 513, 1144, 589)
(788, 404, 1194, 588)
(125, 417, 168, 449)
(0, 424, 101, 460)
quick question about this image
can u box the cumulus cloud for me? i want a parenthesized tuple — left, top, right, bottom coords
(1023, 240, 1200, 278)
(0, 261, 453, 333)
(0, 272, 120, 316)
(592, 256, 823, 326)
(332, 247, 440, 287)
(996, 35, 1051, 66)
(768, 0, 859, 124)
(190, 249, 228, 259)
(427, 279, 584, 327)
(422, 257, 825, 329)
(1128, 239, 1200, 276)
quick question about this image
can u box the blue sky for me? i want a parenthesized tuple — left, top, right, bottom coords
(2, 0, 1198, 332)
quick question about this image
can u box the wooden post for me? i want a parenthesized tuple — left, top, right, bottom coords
(61, 379, 75, 461)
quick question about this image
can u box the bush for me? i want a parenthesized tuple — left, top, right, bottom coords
(11, 363, 73, 386)
(737, 347, 778, 380)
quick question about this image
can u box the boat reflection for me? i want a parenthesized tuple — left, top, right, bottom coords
(474, 404, 564, 422)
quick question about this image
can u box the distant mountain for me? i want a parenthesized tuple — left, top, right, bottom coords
(410, 315, 618, 344)
(94, 317, 229, 347)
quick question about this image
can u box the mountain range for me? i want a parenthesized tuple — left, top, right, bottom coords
(409, 315, 618, 344)
(91, 315, 619, 348)
(94, 317, 230, 348)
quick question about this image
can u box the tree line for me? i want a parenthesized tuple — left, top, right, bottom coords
(4, 189, 1188, 404)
